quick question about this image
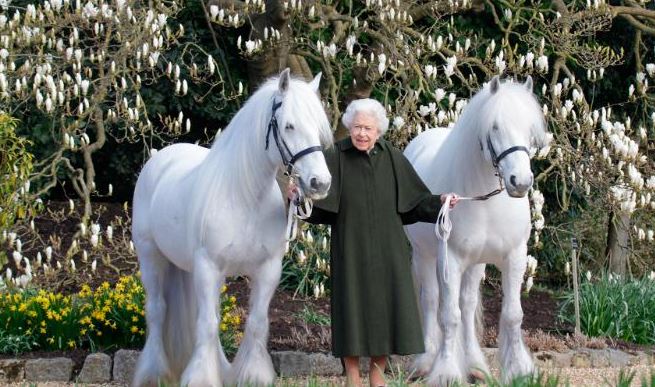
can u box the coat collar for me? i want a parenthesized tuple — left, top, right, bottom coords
(338, 137, 386, 153)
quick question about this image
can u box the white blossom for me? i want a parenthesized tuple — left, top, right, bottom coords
(12, 251, 22, 267)
(526, 255, 538, 276)
(531, 189, 544, 213)
(19, 274, 29, 288)
(90, 234, 99, 247)
(392, 116, 405, 129)
(424, 64, 436, 79)
(210, 5, 219, 19)
(435, 88, 446, 101)
(313, 284, 320, 298)
(525, 276, 534, 293)
(536, 55, 548, 73)
(207, 55, 215, 75)
(245, 39, 256, 54)
(504, 8, 512, 20)
(345, 35, 356, 56)
(647, 63, 655, 77)
(377, 53, 386, 75)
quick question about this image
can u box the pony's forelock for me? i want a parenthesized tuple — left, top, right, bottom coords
(474, 79, 547, 146)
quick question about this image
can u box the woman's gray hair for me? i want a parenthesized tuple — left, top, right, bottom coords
(341, 98, 390, 135)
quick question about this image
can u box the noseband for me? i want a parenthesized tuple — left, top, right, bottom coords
(486, 134, 530, 170)
(265, 100, 323, 176)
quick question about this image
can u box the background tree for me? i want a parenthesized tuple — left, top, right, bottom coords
(1, 0, 654, 282)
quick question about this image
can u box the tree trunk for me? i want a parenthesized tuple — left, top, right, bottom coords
(606, 210, 631, 276)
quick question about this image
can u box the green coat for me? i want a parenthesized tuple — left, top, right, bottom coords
(307, 137, 442, 357)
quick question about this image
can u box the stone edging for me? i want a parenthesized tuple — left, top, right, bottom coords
(0, 348, 652, 384)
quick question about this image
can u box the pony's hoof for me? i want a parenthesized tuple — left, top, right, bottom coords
(425, 355, 464, 387)
(468, 368, 487, 382)
(502, 360, 536, 383)
(181, 349, 221, 387)
(228, 349, 276, 386)
(410, 352, 435, 379)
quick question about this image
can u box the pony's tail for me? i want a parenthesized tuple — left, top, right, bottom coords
(162, 265, 197, 379)
(161, 265, 232, 380)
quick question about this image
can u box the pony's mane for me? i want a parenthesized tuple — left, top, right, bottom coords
(187, 74, 333, 246)
(454, 79, 547, 147)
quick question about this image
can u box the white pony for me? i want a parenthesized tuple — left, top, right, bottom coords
(404, 76, 549, 385)
(131, 69, 332, 387)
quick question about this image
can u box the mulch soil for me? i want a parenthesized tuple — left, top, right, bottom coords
(1, 201, 653, 370)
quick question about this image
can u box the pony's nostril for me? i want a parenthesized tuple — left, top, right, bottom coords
(310, 177, 318, 189)
(510, 175, 517, 187)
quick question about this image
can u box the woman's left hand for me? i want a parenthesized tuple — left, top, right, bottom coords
(440, 193, 460, 209)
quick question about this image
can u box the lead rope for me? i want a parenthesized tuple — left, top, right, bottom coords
(435, 194, 453, 283)
(434, 176, 506, 283)
(285, 177, 314, 241)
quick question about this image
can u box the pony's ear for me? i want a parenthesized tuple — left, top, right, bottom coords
(490, 76, 500, 94)
(524, 76, 533, 92)
(309, 72, 322, 94)
(278, 68, 291, 93)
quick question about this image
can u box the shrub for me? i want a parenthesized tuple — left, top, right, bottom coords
(0, 275, 241, 354)
(559, 273, 655, 344)
(0, 114, 37, 267)
(280, 223, 331, 299)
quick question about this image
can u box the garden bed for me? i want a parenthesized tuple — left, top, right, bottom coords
(1, 201, 653, 363)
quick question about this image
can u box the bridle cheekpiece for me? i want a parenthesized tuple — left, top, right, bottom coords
(265, 100, 323, 177)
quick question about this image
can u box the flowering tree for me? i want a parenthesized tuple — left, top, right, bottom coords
(0, 0, 236, 219)
(1, 0, 654, 279)
(207, 0, 655, 277)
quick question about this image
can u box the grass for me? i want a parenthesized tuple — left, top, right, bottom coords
(275, 369, 655, 386)
(559, 273, 655, 344)
(296, 305, 330, 326)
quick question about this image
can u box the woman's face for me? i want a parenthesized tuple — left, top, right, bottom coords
(349, 112, 381, 152)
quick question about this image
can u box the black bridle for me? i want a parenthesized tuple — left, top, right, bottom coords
(486, 134, 530, 170)
(470, 135, 530, 201)
(265, 100, 323, 176)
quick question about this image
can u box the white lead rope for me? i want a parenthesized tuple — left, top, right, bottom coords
(435, 194, 454, 283)
(286, 196, 313, 241)
(434, 192, 502, 283)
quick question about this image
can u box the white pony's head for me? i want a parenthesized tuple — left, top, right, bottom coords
(478, 76, 549, 198)
(264, 69, 333, 199)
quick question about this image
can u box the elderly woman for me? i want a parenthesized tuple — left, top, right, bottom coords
(292, 98, 458, 387)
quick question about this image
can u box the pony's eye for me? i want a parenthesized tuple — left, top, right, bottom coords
(285, 123, 295, 130)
